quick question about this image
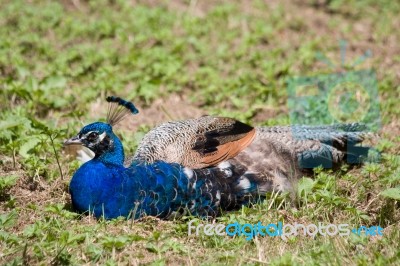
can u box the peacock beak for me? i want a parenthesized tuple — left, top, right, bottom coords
(63, 135, 95, 163)
(63, 135, 84, 146)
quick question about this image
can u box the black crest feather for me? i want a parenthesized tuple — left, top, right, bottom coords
(106, 96, 139, 126)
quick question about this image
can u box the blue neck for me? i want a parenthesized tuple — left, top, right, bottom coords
(96, 133, 124, 166)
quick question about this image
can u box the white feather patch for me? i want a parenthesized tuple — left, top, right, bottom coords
(237, 176, 251, 190)
(183, 167, 194, 179)
(217, 161, 232, 177)
(76, 147, 95, 163)
(217, 161, 231, 169)
(216, 190, 221, 201)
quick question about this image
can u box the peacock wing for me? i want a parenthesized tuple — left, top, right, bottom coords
(190, 117, 256, 168)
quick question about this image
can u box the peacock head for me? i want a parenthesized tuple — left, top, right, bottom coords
(64, 96, 138, 162)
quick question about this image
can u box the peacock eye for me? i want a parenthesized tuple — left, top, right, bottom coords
(87, 132, 99, 141)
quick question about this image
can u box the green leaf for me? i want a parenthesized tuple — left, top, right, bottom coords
(0, 175, 18, 190)
(380, 187, 400, 200)
(23, 223, 41, 238)
(0, 210, 18, 229)
(43, 76, 67, 89)
(0, 120, 24, 131)
(101, 236, 131, 250)
(29, 117, 50, 132)
(297, 177, 315, 196)
(19, 137, 41, 158)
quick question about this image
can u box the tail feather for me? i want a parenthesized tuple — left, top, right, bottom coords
(255, 123, 371, 169)
(345, 145, 371, 164)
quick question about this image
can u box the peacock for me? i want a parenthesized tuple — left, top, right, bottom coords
(64, 96, 371, 220)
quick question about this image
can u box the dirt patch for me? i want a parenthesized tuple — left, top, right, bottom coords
(89, 93, 205, 132)
(252, 106, 287, 124)
(0, 166, 67, 231)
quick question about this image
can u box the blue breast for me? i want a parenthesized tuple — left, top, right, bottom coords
(69, 160, 221, 219)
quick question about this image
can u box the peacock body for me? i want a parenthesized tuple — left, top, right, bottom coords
(65, 97, 371, 220)
(67, 122, 264, 220)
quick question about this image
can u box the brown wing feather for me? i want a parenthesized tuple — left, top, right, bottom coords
(192, 118, 255, 150)
(199, 128, 256, 166)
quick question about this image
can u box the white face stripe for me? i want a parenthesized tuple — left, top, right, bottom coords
(83, 131, 94, 138)
(98, 132, 107, 141)
(82, 131, 106, 141)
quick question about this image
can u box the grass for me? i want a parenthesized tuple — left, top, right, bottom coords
(0, 0, 399, 265)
